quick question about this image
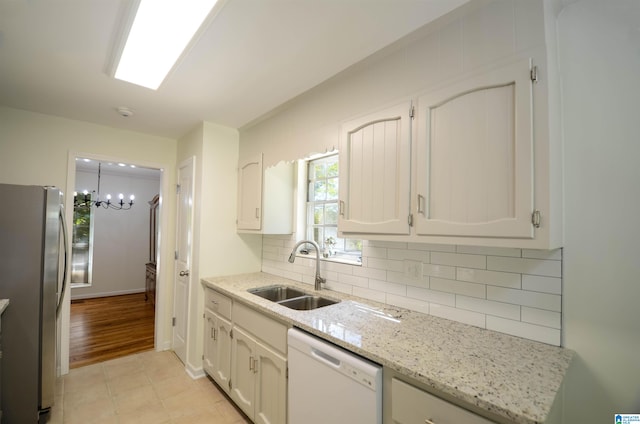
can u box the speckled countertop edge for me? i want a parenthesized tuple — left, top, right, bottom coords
(0, 299, 9, 315)
(202, 272, 574, 424)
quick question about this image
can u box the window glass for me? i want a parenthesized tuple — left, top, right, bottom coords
(71, 194, 93, 285)
(306, 154, 361, 263)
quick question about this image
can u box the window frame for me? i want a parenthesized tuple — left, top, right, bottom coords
(305, 153, 362, 264)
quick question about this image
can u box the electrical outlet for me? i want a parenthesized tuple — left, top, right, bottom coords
(403, 260, 423, 279)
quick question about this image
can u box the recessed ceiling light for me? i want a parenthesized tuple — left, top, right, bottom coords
(118, 163, 126, 167)
(113, 0, 220, 90)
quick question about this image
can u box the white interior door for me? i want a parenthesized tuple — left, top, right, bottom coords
(173, 157, 194, 364)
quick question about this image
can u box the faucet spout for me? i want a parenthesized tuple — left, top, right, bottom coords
(288, 240, 326, 290)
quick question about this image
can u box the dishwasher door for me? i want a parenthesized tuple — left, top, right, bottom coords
(287, 328, 382, 424)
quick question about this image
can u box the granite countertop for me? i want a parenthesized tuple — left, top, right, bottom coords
(0, 299, 8, 315)
(202, 272, 573, 424)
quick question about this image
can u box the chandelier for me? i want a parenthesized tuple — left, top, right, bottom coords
(74, 162, 135, 210)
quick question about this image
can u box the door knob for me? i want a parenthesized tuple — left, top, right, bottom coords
(179, 270, 190, 277)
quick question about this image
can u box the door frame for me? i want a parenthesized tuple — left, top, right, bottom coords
(61, 151, 170, 375)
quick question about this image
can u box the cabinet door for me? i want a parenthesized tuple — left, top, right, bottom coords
(237, 154, 263, 230)
(230, 326, 256, 419)
(339, 101, 412, 235)
(415, 58, 534, 239)
(203, 311, 232, 393)
(203, 310, 216, 377)
(254, 341, 287, 424)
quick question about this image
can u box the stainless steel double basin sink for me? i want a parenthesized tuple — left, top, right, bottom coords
(248, 285, 339, 311)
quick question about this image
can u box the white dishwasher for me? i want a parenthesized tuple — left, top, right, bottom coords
(288, 328, 382, 424)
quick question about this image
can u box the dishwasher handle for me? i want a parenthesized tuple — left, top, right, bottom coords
(311, 348, 341, 368)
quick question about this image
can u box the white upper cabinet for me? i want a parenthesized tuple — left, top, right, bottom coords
(237, 154, 263, 230)
(237, 156, 294, 234)
(338, 101, 412, 235)
(415, 58, 534, 239)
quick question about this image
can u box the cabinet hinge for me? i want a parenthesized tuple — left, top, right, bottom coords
(530, 65, 539, 83)
(409, 105, 415, 119)
(531, 210, 541, 228)
(174, 250, 179, 260)
(202, 354, 204, 360)
(229, 380, 232, 390)
(408, 214, 414, 227)
(230, 329, 234, 339)
(176, 184, 181, 194)
(172, 317, 176, 327)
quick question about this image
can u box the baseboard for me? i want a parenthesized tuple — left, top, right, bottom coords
(186, 362, 206, 379)
(70, 288, 145, 300)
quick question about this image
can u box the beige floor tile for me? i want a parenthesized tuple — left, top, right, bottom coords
(117, 403, 171, 424)
(153, 372, 198, 400)
(113, 384, 162, 414)
(62, 396, 116, 424)
(59, 350, 252, 424)
(64, 381, 110, 410)
(108, 370, 151, 396)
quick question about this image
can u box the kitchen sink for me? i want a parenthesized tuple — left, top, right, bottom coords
(248, 285, 308, 302)
(277, 295, 339, 310)
(248, 285, 339, 310)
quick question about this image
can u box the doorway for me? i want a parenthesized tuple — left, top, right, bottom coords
(60, 153, 166, 373)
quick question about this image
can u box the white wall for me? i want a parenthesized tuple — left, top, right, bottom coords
(0, 106, 177, 373)
(242, 0, 564, 345)
(558, 0, 640, 421)
(177, 122, 262, 376)
(71, 169, 161, 299)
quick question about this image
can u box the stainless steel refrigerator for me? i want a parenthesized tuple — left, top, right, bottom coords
(0, 184, 68, 423)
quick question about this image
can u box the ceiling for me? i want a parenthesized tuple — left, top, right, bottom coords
(0, 0, 469, 140)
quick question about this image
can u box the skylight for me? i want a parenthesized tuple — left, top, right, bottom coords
(114, 0, 219, 90)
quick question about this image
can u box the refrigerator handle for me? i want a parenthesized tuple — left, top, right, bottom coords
(56, 207, 69, 317)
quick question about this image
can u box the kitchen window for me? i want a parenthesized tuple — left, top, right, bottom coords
(306, 153, 362, 263)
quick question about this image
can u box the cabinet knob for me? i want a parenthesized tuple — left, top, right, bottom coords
(179, 270, 189, 277)
(425, 419, 436, 424)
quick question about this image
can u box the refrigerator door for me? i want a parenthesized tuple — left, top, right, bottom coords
(0, 184, 60, 423)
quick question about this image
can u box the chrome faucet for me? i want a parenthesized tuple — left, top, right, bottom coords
(288, 240, 326, 290)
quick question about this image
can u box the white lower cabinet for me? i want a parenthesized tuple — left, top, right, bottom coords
(231, 326, 287, 424)
(391, 378, 495, 424)
(203, 287, 288, 424)
(203, 309, 232, 392)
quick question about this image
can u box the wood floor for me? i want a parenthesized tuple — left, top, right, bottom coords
(70, 292, 155, 369)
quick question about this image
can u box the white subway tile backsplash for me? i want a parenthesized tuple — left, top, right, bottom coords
(388, 248, 429, 262)
(407, 286, 456, 307)
(362, 245, 387, 259)
(387, 271, 429, 289)
(262, 236, 563, 346)
(430, 277, 486, 299)
(486, 316, 561, 346)
(366, 240, 408, 249)
(522, 249, 562, 260)
(423, 264, 456, 279)
(521, 307, 561, 329)
(338, 273, 369, 288)
(386, 294, 430, 315)
(487, 256, 561, 277)
(455, 295, 521, 320)
(431, 252, 487, 269)
(430, 304, 486, 328)
(369, 279, 407, 296)
(487, 286, 561, 312)
(352, 286, 387, 303)
(352, 266, 386, 280)
(408, 242, 456, 253)
(456, 268, 521, 289)
(456, 245, 522, 257)
(522, 275, 562, 295)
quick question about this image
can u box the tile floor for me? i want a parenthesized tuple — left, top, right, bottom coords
(50, 350, 251, 424)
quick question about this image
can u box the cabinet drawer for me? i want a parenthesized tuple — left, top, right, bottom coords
(391, 378, 494, 424)
(204, 289, 232, 320)
(233, 302, 287, 354)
